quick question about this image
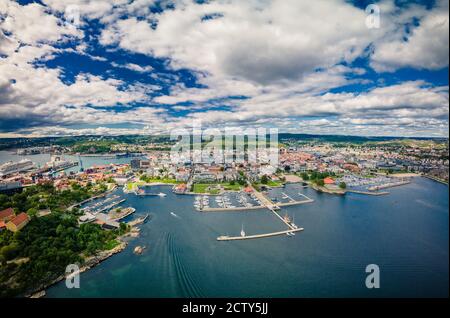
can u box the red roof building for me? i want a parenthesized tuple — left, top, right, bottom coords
(324, 177, 335, 185)
(6, 212, 30, 232)
(0, 208, 15, 222)
(244, 186, 253, 193)
(173, 183, 187, 193)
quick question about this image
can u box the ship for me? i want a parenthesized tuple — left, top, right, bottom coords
(0, 159, 35, 176)
(45, 155, 78, 172)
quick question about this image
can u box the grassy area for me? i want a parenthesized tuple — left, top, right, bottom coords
(254, 180, 284, 188)
(222, 183, 242, 191)
(144, 178, 180, 184)
(192, 184, 220, 194)
(103, 239, 120, 250)
(139, 175, 181, 184)
(267, 180, 283, 187)
(126, 181, 145, 191)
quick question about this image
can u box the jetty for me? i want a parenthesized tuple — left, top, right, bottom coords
(128, 214, 149, 227)
(217, 228, 304, 241)
(110, 207, 136, 221)
(367, 180, 410, 191)
(202, 205, 267, 212)
(346, 190, 389, 196)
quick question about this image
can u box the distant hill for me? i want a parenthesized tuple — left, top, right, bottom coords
(0, 133, 447, 150)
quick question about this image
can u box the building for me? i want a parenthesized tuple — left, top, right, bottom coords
(6, 212, 30, 232)
(173, 183, 188, 193)
(323, 177, 335, 185)
(0, 207, 15, 222)
(130, 159, 141, 171)
(0, 181, 23, 195)
(0, 221, 6, 231)
(140, 160, 151, 169)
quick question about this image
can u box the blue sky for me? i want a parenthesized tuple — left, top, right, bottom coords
(0, 0, 448, 137)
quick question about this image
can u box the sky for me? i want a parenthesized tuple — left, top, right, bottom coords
(0, 0, 448, 137)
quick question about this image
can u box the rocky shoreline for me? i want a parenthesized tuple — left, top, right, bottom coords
(26, 240, 128, 298)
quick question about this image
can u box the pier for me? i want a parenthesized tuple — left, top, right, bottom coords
(266, 205, 296, 230)
(201, 185, 313, 241)
(93, 199, 126, 213)
(217, 228, 304, 241)
(367, 180, 410, 191)
(346, 190, 389, 196)
(201, 205, 267, 212)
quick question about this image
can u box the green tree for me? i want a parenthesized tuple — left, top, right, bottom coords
(339, 182, 347, 189)
(261, 175, 269, 184)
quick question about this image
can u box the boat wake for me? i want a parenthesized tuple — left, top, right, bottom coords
(167, 233, 204, 297)
(170, 212, 181, 219)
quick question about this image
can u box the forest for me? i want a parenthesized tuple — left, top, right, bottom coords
(0, 182, 127, 297)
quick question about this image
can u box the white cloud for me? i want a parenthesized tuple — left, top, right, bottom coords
(100, 0, 387, 85)
(0, 0, 448, 137)
(111, 62, 154, 73)
(371, 0, 449, 72)
(0, 1, 81, 45)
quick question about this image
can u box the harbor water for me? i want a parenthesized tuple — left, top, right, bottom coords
(46, 179, 448, 298)
(0, 151, 448, 297)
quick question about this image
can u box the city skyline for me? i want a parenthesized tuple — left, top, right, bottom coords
(0, 0, 449, 138)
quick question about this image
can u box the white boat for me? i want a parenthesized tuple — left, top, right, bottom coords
(0, 159, 35, 176)
(240, 224, 246, 237)
(291, 215, 298, 229)
(158, 192, 167, 197)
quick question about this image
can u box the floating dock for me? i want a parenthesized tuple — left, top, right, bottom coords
(217, 228, 304, 241)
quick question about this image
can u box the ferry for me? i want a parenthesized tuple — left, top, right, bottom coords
(45, 155, 78, 172)
(0, 159, 35, 176)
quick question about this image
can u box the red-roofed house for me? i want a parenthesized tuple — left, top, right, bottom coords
(244, 186, 253, 193)
(0, 207, 15, 222)
(173, 183, 187, 194)
(6, 212, 30, 232)
(324, 177, 335, 185)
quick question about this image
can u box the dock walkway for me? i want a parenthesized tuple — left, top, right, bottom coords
(217, 228, 304, 241)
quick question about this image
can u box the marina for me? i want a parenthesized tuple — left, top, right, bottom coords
(84, 199, 126, 214)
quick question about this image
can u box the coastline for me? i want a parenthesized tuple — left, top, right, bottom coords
(423, 174, 449, 185)
(27, 236, 131, 298)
